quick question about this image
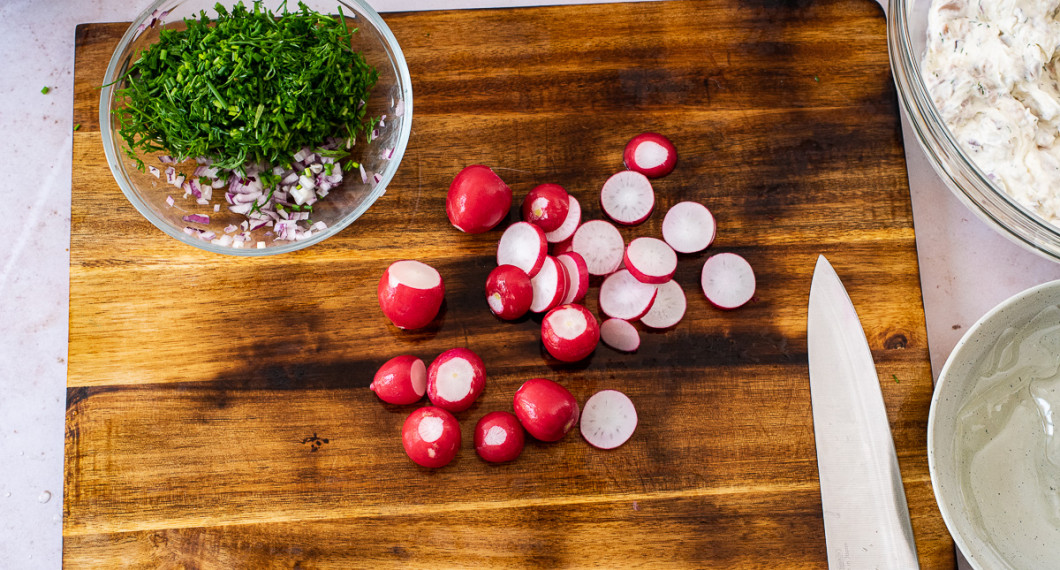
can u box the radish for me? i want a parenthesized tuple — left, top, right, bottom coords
(639, 279, 686, 329)
(541, 304, 600, 362)
(402, 406, 461, 468)
(485, 265, 533, 320)
(551, 235, 575, 256)
(662, 201, 716, 254)
(513, 378, 580, 442)
(377, 260, 445, 330)
(544, 194, 582, 244)
(521, 183, 570, 233)
(370, 355, 427, 405)
(600, 170, 654, 225)
(623, 237, 677, 284)
(701, 252, 756, 309)
(571, 220, 624, 276)
(623, 132, 677, 178)
(599, 269, 658, 321)
(474, 411, 525, 463)
(497, 221, 548, 278)
(529, 256, 568, 314)
(556, 251, 589, 304)
(427, 347, 487, 412)
(446, 164, 513, 234)
(600, 318, 640, 352)
(580, 390, 638, 450)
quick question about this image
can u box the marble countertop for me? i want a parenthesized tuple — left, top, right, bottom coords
(4, 0, 1059, 567)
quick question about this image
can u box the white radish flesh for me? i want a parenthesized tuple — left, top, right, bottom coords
(571, 220, 624, 276)
(529, 256, 567, 314)
(701, 252, 755, 309)
(662, 201, 716, 254)
(544, 195, 582, 244)
(623, 237, 677, 284)
(599, 269, 658, 320)
(639, 279, 686, 329)
(497, 221, 547, 277)
(556, 251, 589, 305)
(600, 318, 640, 352)
(600, 170, 654, 225)
(580, 390, 638, 450)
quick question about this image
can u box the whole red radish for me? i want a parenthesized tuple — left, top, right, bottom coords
(521, 183, 570, 232)
(485, 265, 533, 320)
(370, 355, 427, 405)
(427, 348, 487, 412)
(378, 260, 445, 330)
(513, 378, 580, 442)
(474, 411, 525, 463)
(541, 304, 600, 362)
(402, 406, 461, 468)
(623, 132, 677, 178)
(446, 165, 512, 233)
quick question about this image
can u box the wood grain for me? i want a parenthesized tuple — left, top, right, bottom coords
(66, 1, 955, 567)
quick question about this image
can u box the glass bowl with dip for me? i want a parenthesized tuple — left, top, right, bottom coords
(100, 0, 412, 255)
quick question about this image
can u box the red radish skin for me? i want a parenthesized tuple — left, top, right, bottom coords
(402, 406, 461, 468)
(580, 390, 638, 449)
(378, 260, 445, 330)
(513, 378, 580, 442)
(600, 318, 640, 352)
(521, 184, 570, 233)
(600, 170, 654, 225)
(599, 269, 659, 321)
(370, 355, 427, 405)
(427, 348, 487, 412)
(529, 256, 568, 314)
(497, 221, 548, 278)
(485, 265, 533, 320)
(541, 304, 600, 362)
(571, 220, 624, 276)
(623, 237, 677, 284)
(551, 235, 575, 256)
(701, 252, 756, 309)
(446, 165, 513, 233)
(639, 279, 687, 329)
(623, 132, 677, 178)
(544, 195, 582, 244)
(474, 411, 525, 463)
(662, 201, 716, 254)
(556, 251, 589, 304)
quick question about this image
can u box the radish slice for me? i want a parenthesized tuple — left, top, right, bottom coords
(701, 252, 755, 309)
(551, 235, 575, 256)
(599, 269, 658, 320)
(600, 170, 654, 225)
(639, 279, 686, 329)
(545, 195, 582, 244)
(529, 256, 568, 314)
(600, 318, 640, 352)
(662, 201, 716, 254)
(571, 220, 624, 276)
(497, 222, 548, 277)
(624, 237, 677, 284)
(580, 390, 638, 449)
(556, 251, 589, 305)
(623, 132, 677, 178)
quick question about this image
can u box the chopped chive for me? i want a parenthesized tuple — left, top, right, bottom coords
(41, 86, 50, 94)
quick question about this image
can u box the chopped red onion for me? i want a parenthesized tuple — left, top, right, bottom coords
(183, 213, 210, 225)
(359, 164, 367, 184)
(166, 195, 175, 207)
(148, 165, 160, 178)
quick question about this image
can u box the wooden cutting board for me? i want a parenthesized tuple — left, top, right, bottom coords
(66, 1, 956, 566)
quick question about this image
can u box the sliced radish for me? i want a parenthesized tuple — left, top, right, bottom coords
(551, 235, 575, 256)
(370, 355, 427, 405)
(600, 318, 640, 352)
(544, 195, 582, 244)
(529, 256, 568, 314)
(541, 304, 600, 362)
(701, 252, 756, 309)
(521, 183, 570, 233)
(580, 390, 638, 449)
(474, 411, 525, 463)
(600, 170, 654, 225)
(446, 164, 513, 234)
(639, 279, 686, 329)
(556, 251, 589, 305)
(662, 201, 716, 254)
(402, 406, 461, 468)
(378, 260, 445, 330)
(571, 220, 624, 276)
(485, 265, 533, 320)
(427, 347, 487, 412)
(513, 378, 580, 442)
(599, 269, 658, 320)
(624, 237, 677, 284)
(497, 221, 548, 277)
(623, 132, 677, 178)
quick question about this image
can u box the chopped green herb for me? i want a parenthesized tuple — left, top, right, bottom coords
(892, 374, 900, 384)
(41, 86, 50, 94)
(73, 123, 81, 131)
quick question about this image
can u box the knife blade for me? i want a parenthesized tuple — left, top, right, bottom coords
(807, 255, 919, 569)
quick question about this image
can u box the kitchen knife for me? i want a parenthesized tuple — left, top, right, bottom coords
(807, 255, 919, 569)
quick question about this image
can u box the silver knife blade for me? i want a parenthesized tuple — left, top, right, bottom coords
(807, 255, 919, 569)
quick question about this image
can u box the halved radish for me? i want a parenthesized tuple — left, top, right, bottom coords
(571, 220, 624, 276)
(402, 406, 461, 468)
(474, 411, 525, 463)
(370, 355, 427, 405)
(599, 269, 658, 320)
(485, 265, 533, 320)
(701, 252, 756, 309)
(378, 260, 445, 330)
(497, 221, 548, 277)
(600, 318, 640, 352)
(600, 170, 654, 225)
(513, 378, 580, 442)
(556, 251, 589, 304)
(529, 256, 568, 314)
(541, 304, 600, 362)
(544, 195, 582, 244)
(446, 164, 513, 234)
(580, 389, 638, 450)
(639, 279, 686, 329)
(427, 347, 487, 412)
(521, 184, 570, 233)
(624, 237, 677, 284)
(623, 132, 677, 178)
(662, 201, 716, 254)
